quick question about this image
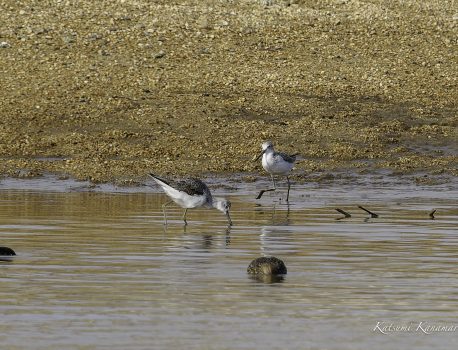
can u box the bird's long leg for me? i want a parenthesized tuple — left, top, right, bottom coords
(256, 174, 277, 200)
(182, 208, 188, 225)
(162, 200, 173, 225)
(270, 174, 277, 189)
(286, 176, 291, 202)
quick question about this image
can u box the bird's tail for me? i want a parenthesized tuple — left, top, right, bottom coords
(148, 173, 170, 187)
(148, 173, 181, 199)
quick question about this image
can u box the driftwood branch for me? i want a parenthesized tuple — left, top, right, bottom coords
(358, 205, 378, 218)
(335, 208, 351, 219)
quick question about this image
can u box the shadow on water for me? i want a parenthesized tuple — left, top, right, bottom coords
(0, 179, 457, 350)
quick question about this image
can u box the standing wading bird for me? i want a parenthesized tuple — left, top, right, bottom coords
(149, 174, 232, 226)
(254, 141, 297, 201)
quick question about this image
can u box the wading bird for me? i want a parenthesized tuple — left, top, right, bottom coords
(149, 174, 232, 226)
(254, 141, 297, 201)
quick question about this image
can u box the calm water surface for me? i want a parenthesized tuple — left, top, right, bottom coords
(0, 178, 457, 349)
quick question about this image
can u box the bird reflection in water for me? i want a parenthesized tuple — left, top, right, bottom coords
(255, 203, 291, 226)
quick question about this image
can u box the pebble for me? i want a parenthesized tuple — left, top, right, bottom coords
(87, 33, 102, 41)
(154, 50, 165, 59)
(259, 0, 275, 6)
(33, 27, 47, 35)
(197, 16, 212, 30)
(0, 247, 16, 256)
(247, 257, 287, 275)
(0, 41, 10, 48)
(62, 34, 76, 44)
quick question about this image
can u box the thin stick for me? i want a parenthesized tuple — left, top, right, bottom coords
(256, 188, 275, 199)
(335, 208, 351, 218)
(358, 205, 378, 218)
(429, 209, 436, 219)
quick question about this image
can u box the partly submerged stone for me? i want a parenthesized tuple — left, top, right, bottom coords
(0, 247, 16, 256)
(247, 256, 287, 275)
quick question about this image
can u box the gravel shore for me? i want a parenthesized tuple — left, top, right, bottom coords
(1, 0, 456, 184)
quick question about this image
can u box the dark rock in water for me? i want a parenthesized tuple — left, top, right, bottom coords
(247, 256, 287, 275)
(249, 273, 285, 284)
(0, 247, 16, 256)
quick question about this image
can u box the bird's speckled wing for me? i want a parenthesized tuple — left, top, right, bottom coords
(150, 174, 211, 198)
(276, 152, 297, 164)
(175, 178, 211, 197)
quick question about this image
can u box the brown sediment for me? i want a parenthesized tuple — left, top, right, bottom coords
(0, 1, 456, 184)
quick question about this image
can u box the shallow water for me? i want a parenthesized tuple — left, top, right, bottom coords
(1, 178, 457, 349)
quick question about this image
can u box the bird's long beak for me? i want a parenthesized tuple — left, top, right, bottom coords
(253, 149, 265, 162)
(226, 211, 233, 226)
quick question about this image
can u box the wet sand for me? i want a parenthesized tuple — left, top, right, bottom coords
(1, 0, 456, 184)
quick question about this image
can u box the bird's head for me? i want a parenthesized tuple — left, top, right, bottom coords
(254, 141, 274, 161)
(261, 141, 273, 151)
(213, 198, 232, 226)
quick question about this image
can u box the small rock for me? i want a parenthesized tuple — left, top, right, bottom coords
(0, 41, 10, 48)
(247, 256, 287, 275)
(0, 247, 16, 256)
(242, 26, 254, 35)
(197, 16, 212, 30)
(62, 33, 76, 44)
(16, 169, 41, 178)
(144, 28, 155, 36)
(260, 0, 275, 6)
(87, 33, 102, 41)
(33, 27, 47, 35)
(134, 23, 146, 30)
(154, 50, 165, 59)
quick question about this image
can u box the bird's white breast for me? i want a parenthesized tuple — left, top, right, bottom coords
(262, 152, 294, 175)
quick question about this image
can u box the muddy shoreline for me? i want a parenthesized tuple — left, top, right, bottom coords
(1, 1, 456, 184)
(0, 171, 456, 195)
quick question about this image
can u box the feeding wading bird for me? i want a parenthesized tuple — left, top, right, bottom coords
(149, 174, 232, 226)
(254, 141, 297, 201)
